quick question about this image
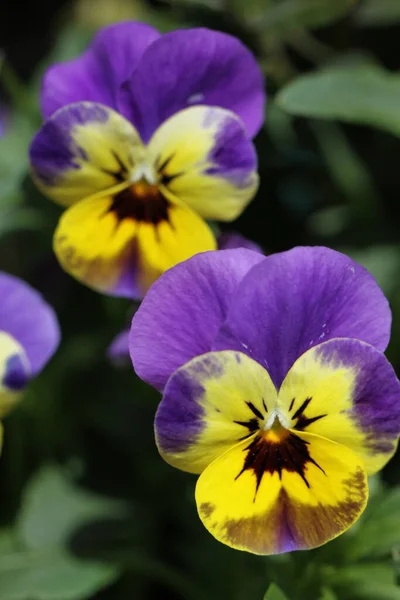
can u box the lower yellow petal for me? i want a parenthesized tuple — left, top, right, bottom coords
(54, 193, 138, 295)
(135, 196, 216, 292)
(54, 186, 216, 295)
(196, 430, 367, 555)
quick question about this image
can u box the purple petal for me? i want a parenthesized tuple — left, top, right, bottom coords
(119, 28, 265, 142)
(217, 231, 263, 254)
(41, 21, 160, 118)
(311, 339, 400, 466)
(0, 273, 60, 375)
(129, 248, 264, 391)
(214, 246, 391, 388)
(107, 329, 130, 364)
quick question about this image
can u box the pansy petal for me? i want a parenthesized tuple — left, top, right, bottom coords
(53, 195, 138, 296)
(0, 331, 30, 417)
(41, 21, 160, 118)
(196, 431, 367, 555)
(134, 199, 217, 292)
(30, 102, 144, 207)
(215, 247, 391, 388)
(155, 350, 277, 474)
(130, 248, 264, 391)
(107, 329, 130, 364)
(54, 192, 215, 297)
(217, 231, 263, 254)
(0, 273, 60, 375)
(279, 338, 400, 475)
(147, 106, 258, 222)
(119, 28, 265, 141)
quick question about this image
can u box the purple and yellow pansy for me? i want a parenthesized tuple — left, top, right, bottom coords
(0, 272, 60, 428)
(129, 246, 400, 555)
(29, 22, 265, 297)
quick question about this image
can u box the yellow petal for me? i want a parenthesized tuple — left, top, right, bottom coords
(54, 185, 216, 296)
(0, 331, 30, 418)
(196, 430, 367, 555)
(53, 193, 138, 295)
(147, 106, 258, 222)
(30, 102, 144, 207)
(135, 195, 216, 293)
(278, 338, 400, 475)
(155, 351, 277, 474)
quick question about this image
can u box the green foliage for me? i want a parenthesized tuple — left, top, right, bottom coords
(264, 583, 289, 600)
(277, 64, 400, 136)
(0, 468, 121, 600)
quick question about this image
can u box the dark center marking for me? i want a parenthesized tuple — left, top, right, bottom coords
(108, 182, 171, 226)
(236, 432, 326, 500)
(233, 399, 268, 440)
(291, 396, 327, 431)
(100, 150, 131, 183)
(156, 154, 183, 187)
(246, 401, 264, 420)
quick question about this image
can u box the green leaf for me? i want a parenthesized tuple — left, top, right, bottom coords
(0, 544, 118, 600)
(0, 114, 35, 200)
(253, 0, 356, 31)
(264, 583, 289, 600)
(319, 588, 338, 600)
(0, 467, 122, 600)
(277, 64, 400, 137)
(340, 583, 400, 600)
(17, 466, 123, 549)
(357, 0, 400, 27)
(345, 487, 400, 559)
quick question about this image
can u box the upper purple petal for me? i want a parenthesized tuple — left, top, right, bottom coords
(0, 273, 60, 375)
(129, 249, 264, 391)
(214, 246, 392, 388)
(118, 28, 265, 142)
(41, 21, 160, 118)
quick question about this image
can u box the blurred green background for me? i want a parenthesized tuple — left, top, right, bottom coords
(1, 1, 400, 598)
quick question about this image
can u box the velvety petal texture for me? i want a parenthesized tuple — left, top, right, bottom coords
(279, 338, 400, 475)
(118, 28, 265, 141)
(0, 273, 60, 417)
(41, 22, 160, 118)
(54, 192, 216, 297)
(155, 351, 277, 474)
(215, 246, 391, 387)
(196, 432, 367, 555)
(147, 106, 258, 221)
(0, 273, 60, 375)
(130, 249, 264, 391)
(30, 102, 144, 207)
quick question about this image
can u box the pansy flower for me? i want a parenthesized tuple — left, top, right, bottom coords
(129, 246, 400, 554)
(0, 273, 60, 427)
(29, 22, 264, 297)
